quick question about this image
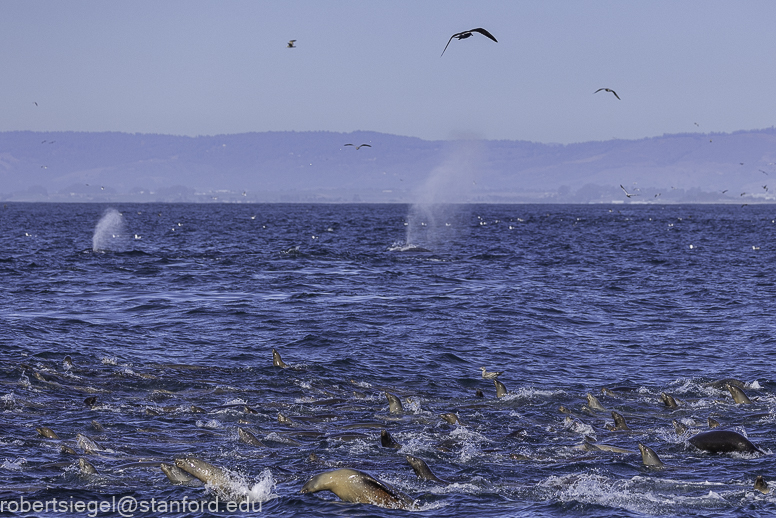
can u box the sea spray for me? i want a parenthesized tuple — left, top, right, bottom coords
(92, 208, 125, 252)
(404, 138, 483, 249)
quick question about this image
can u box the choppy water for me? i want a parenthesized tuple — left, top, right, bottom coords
(1, 202, 775, 517)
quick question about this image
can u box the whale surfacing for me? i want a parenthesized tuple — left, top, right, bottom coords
(688, 430, 762, 454)
(300, 468, 414, 509)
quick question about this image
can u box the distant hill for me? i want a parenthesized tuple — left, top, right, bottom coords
(1, 129, 776, 203)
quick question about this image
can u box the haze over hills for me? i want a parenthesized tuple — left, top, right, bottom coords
(1, 129, 776, 203)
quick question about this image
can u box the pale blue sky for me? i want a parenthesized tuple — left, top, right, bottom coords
(2, 0, 776, 144)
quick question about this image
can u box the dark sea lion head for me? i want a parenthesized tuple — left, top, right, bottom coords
(726, 384, 752, 404)
(754, 475, 769, 494)
(660, 392, 678, 408)
(37, 426, 58, 439)
(672, 419, 688, 435)
(440, 412, 460, 425)
(586, 393, 605, 411)
(494, 379, 507, 398)
(611, 411, 629, 430)
(638, 443, 664, 467)
(405, 455, 447, 484)
(272, 348, 288, 368)
(380, 429, 401, 449)
(385, 392, 403, 413)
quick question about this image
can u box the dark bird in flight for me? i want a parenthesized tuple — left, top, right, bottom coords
(287, 40, 296, 48)
(594, 88, 620, 100)
(344, 143, 371, 150)
(33, 102, 38, 106)
(759, 169, 769, 175)
(619, 184, 637, 198)
(441, 28, 498, 56)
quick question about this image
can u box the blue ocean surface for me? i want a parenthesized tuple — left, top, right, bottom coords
(1, 202, 775, 517)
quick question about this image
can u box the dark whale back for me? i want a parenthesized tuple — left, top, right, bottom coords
(688, 430, 761, 454)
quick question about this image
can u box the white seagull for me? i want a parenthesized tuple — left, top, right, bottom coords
(481, 367, 503, 380)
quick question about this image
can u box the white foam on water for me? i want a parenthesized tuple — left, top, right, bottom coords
(196, 419, 222, 429)
(1, 458, 27, 471)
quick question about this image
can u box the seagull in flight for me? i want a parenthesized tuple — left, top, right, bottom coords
(595, 88, 620, 100)
(441, 27, 498, 56)
(344, 143, 371, 150)
(287, 40, 296, 48)
(620, 184, 637, 198)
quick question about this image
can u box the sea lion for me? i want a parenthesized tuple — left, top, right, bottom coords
(727, 384, 752, 404)
(160, 463, 197, 484)
(708, 378, 745, 390)
(586, 393, 605, 412)
(754, 475, 769, 494)
(380, 429, 401, 449)
(84, 396, 98, 407)
(61, 445, 77, 455)
(494, 379, 507, 398)
(406, 455, 448, 484)
(76, 433, 104, 454)
(708, 417, 720, 429)
(660, 392, 678, 408)
(79, 458, 98, 475)
(278, 412, 292, 425)
(638, 443, 664, 467)
(475, 389, 484, 398)
(607, 411, 629, 431)
(300, 468, 414, 509)
(175, 457, 245, 501)
(440, 412, 461, 425)
(37, 426, 58, 439)
(385, 392, 403, 414)
(238, 427, 265, 447)
(688, 430, 762, 454)
(578, 441, 634, 454)
(272, 348, 288, 368)
(601, 387, 617, 397)
(91, 420, 104, 432)
(672, 419, 688, 435)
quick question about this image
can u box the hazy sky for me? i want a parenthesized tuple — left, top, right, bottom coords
(3, 1, 776, 144)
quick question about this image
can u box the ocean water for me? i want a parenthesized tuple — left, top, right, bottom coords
(1, 202, 775, 517)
